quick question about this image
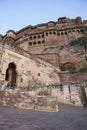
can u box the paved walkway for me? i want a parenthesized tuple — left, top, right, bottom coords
(0, 103, 87, 130)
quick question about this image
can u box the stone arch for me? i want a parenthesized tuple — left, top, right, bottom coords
(38, 35, 41, 38)
(65, 31, 67, 35)
(5, 62, 17, 88)
(77, 29, 80, 33)
(57, 32, 60, 36)
(61, 32, 64, 35)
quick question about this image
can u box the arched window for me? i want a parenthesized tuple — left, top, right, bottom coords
(29, 42, 32, 46)
(65, 32, 67, 35)
(42, 40, 45, 43)
(42, 34, 44, 38)
(33, 36, 36, 39)
(81, 29, 83, 32)
(77, 30, 80, 33)
(29, 36, 32, 40)
(38, 35, 41, 38)
(38, 41, 41, 44)
(46, 32, 48, 36)
(61, 32, 64, 35)
(49, 32, 52, 34)
(53, 31, 56, 35)
(68, 31, 71, 33)
(33, 42, 36, 45)
(57, 32, 60, 36)
(72, 30, 75, 32)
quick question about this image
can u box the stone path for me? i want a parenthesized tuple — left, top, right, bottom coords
(0, 103, 87, 130)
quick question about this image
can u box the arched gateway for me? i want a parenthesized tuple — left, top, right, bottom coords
(5, 62, 17, 88)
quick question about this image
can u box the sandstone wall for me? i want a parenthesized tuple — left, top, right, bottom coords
(35, 53, 59, 67)
(0, 42, 60, 88)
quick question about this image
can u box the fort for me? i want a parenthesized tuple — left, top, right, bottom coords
(0, 16, 87, 112)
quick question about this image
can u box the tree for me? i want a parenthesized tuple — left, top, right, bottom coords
(69, 36, 87, 51)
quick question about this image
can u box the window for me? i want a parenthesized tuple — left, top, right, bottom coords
(42, 40, 45, 43)
(53, 31, 56, 35)
(61, 32, 63, 35)
(46, 32, 48, 36)
(38, 41, 41, 44)
(49, 32, 52, 34)
(33, 36, 36, 39)
(77, 30, 80, 33)
(68, 31, 71, 33)
(57, 32, 60, 36)
(42, 34, 44, 38)
(29, 42, 32, 46)
(65, 32, 67, 35)
(38, 73, 40, 76)
(38, 35, 41, 38)
(33, 42, 36, 45)
(81, 29, 83, 32)
(72, 30, 75, 32)
(29, 36, 32, 40)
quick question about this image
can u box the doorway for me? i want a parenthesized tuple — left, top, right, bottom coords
(5, 62, 17, 88)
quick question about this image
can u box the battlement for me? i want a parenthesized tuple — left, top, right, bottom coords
(0, 17, 86, 55)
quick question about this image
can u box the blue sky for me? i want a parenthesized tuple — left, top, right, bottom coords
(0, 0, 87, 35)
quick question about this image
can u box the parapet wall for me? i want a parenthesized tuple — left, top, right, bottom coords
(47, 82, 87, 107)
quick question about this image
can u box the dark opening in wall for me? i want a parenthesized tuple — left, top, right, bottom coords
(46, 32, 48, 36)
(33, 42, 36, 45)
(42, 34, 44, 38)
(81, 29, 83, 32)
(29, 42, 32, 46)
(77, 30, 80, 33)
(65, 32, 67, 35)
(33, 36, 36, 39)
(5, 62, 17, 88)
(57, 32, 60, 36)
(30, 36, 32, 40)
(38, 41, 41, 44)
(42, 40, 45, 43)
(53, 31, 56, 35)
(49, 32, 52, 34)
(38, 35, 41, 38)
(38, 73, 40, 76)
(61, 32, 64, 35)
(20, 78, 23, 83)
(68, 31, 71, 33)
(72, 30, 75, 32)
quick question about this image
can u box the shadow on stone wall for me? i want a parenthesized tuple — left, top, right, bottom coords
(80, 86, 87, 108)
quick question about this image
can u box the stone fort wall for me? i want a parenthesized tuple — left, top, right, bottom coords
(0, 16, 85, 54)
